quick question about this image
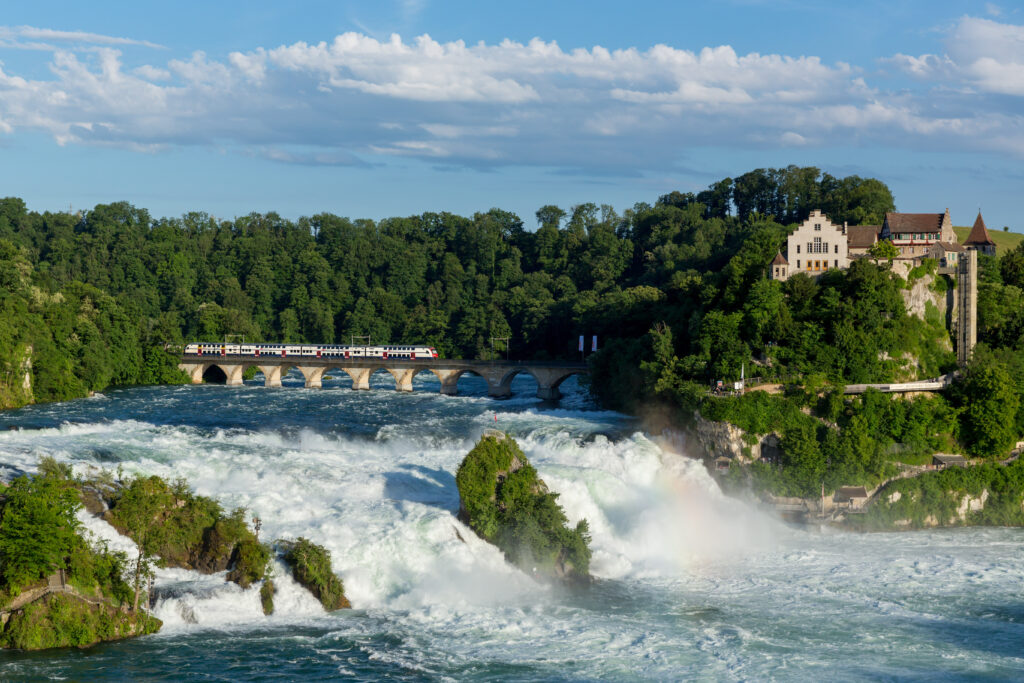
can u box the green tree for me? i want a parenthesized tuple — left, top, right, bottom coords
(0, 472, 80, 593)
(954, 356, 1021, 458)
(868, 239, 900, 262)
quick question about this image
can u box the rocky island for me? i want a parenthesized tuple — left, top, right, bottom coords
(456, 431, 591, 583)
(0, 461, 351, 651)
(0, 461, 161, 650)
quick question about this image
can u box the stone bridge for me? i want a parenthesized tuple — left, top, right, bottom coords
(178, 355, 589, 400)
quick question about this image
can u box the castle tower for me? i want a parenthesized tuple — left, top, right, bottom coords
(962, 211, 996, 257)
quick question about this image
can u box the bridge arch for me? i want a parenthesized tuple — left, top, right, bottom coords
(423, 367, 492, 396)
(492, 368, 538, 398)
(187, 361, 248, 386)
(201, 364, 228, 384)
(496, 367, 587, 400)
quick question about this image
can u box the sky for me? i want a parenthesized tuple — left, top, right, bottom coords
(0, 0, 1022, 231)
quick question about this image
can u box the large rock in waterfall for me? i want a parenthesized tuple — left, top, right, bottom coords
(455, 431, 592, 584)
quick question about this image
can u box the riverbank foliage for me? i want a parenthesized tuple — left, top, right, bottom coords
(0, 464, 162, 650)
(855, 459, 1024, 530)
(0, 593, 161, 650)
(456, 433, 591, 582)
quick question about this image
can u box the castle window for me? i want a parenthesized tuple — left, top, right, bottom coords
(834, 244, 838, 254)
(814, 223, 821, 231)
(797, 260, 801, 268)
(797, 245, 801, 254)
(834, 259, 838, 267)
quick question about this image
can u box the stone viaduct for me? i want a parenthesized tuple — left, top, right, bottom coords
(178, 355, 588, 401)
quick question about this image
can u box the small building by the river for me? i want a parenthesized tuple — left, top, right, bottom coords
(933, 454, 968, 469)
(834, 486, 869, 511)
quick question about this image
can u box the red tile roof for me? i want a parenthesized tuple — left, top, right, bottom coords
(964, 211, 996, 246)
(772, 251, 788, 265)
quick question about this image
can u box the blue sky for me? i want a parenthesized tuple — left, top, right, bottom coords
(1, 0, 1022, 231)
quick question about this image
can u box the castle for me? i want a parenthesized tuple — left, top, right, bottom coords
(769, 209, 996, 281)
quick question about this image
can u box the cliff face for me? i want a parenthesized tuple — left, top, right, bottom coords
(688, 411, 779, 464)
(0, 345, 33, 410)
(901, 274, 951, 324)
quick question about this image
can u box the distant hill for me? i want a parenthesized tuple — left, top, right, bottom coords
(953, 226, 1023, 255)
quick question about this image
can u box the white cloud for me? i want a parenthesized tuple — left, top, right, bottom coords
(890, 16, 1024, 95)
(0, 24, 1021, 174)
(0, 25, 163, 49)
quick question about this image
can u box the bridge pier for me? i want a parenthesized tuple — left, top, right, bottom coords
(487, 383, 513, 399)
(432, 369, 461, 395)
(342, 368, 371, 390)
(298, 366, 324, 389)
(221, 365, 246, 386)
(259, 365, 283, 387)
(528, 367, 575, 401)
(388, 368, 415, 392)
(536, 385, 561, 401)
(179, 363, 205, 385)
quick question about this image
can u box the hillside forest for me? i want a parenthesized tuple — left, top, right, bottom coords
(1, 166, 1023, 495)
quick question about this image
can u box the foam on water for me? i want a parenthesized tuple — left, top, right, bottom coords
(1, 381, 1023, 679)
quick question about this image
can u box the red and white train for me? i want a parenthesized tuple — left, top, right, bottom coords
(184, 342, 438, 360)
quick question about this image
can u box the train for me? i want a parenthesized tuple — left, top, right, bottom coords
(183, 342, 439, 360)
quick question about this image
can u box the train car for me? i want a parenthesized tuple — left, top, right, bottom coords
(185, 343, 439, 360)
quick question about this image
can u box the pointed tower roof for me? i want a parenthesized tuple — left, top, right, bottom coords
(772, 251, 788, 266)
(964, 211, 996, 246)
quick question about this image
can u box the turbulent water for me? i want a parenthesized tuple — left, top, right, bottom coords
(0, 370, 1022, 681)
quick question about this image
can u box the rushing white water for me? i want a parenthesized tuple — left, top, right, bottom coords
(1, 375, 1022, 680)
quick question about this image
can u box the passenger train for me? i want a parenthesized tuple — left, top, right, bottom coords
(183, 342, 439, 360)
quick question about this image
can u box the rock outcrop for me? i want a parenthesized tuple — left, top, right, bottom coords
(1, 588, 160, 650)
(0, 467, 163, 650)
(455, 432, 591, 584)
(89, 474, 277, 615)
(689, 411, 780, 465)
(278, 538, 350, 611)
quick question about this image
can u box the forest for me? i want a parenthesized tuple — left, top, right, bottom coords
(1, 165, 1023, 493)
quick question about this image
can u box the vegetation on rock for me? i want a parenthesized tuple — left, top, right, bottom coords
(280, 538, 349, 610)
(456, 433, 591, 583)
(0, 593, 160, 650)
(856, 460, 1024, 530)
(84, 470, 348, 615)
(0, 463, 162, 650)
(98, 473, 275, 613)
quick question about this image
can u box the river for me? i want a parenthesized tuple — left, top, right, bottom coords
(0, 371, 1022, 680)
